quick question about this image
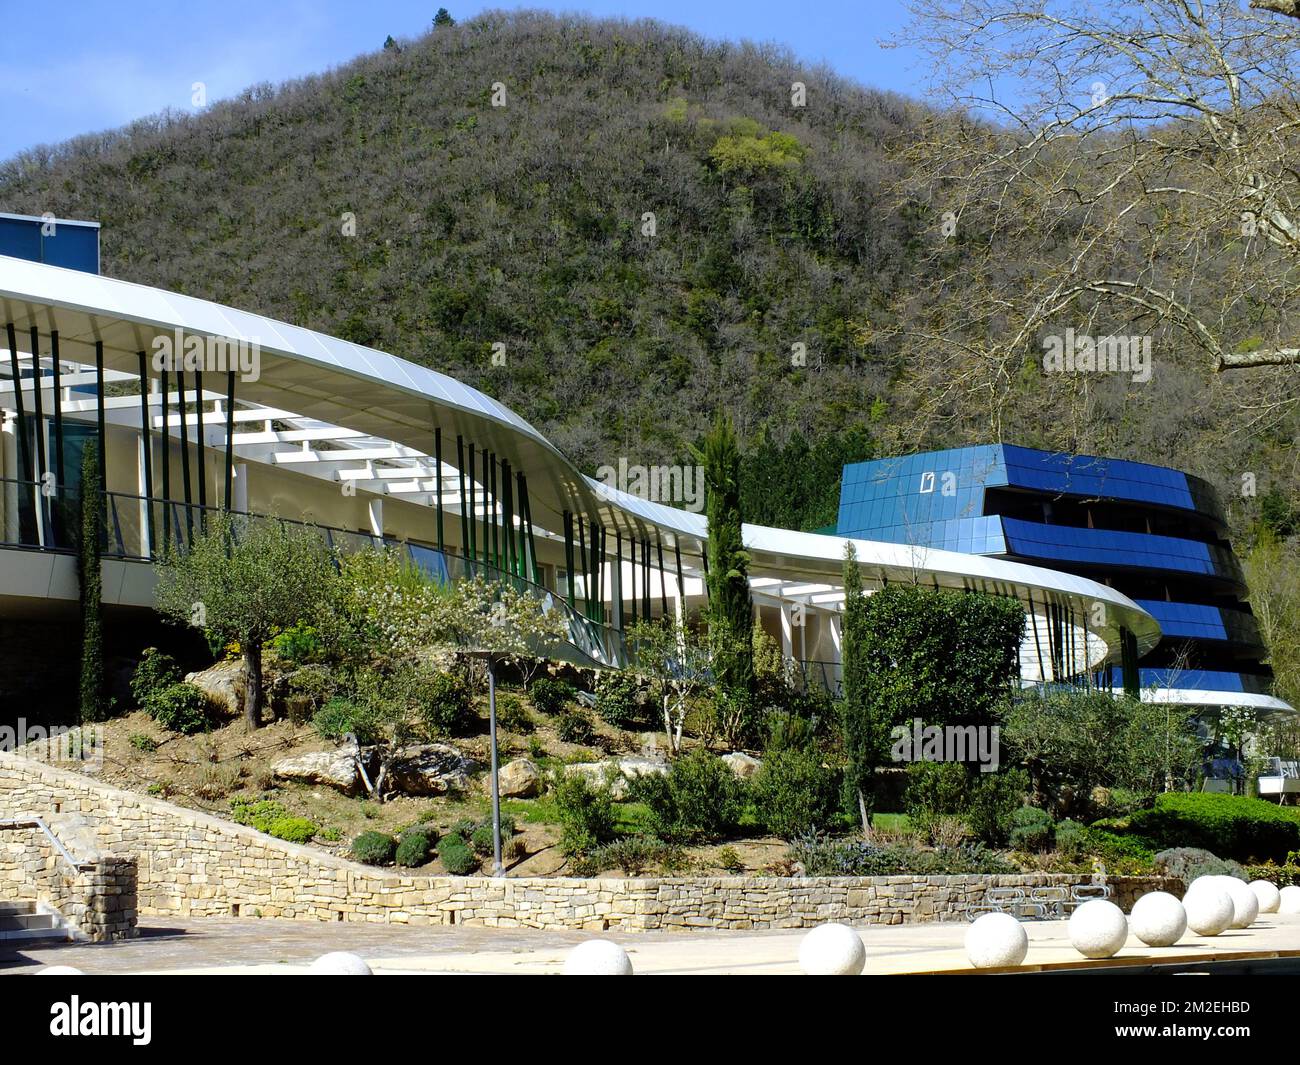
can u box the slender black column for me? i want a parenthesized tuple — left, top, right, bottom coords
(480, 445, 490, 568)
(642, 538, 651, 619)
(629, 536, 638, 623)
(194, 370, 207, 521)
(456, 436, 470, 562)
(137, 351, 154, 555)
(488, 452, 499, 570)
(597, 524, 607, 625)
(160, 369, 171, 549)
(563, 511, 576, 611)
(674, 541, 685, 619)
(467, 442, 477, 566)
(615, 530, 624, 629)
(501, 459, 514, 578)
(224, 372, 235, 510)
(435, 428, 444, 553)
(518, 472, 540, 585)
(50, 331, 64, 489)
(176, 369, 193, 540)
(657, 536, 668, 616)
(94, 341, 107, 499)
(6, 324, 32, 490)
(28, 330, 47, 504)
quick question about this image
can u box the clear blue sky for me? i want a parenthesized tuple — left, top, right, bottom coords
(0, 1, 922, 162)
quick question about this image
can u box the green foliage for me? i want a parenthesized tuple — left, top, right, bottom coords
(556, 707, 597, 745)
(573, 835, 690, 877)
(312, 696, 367, 742)
(740, 427, 873, 533)
(1109, 793, 1300, 862)
(753, 745, 839, 840)
(395, 827, 437, 867)
(78, 439, 107, 723)
(528, 678, 573, 716)
(553, 772, 617, 857)
(716, 846, 745, 874)
(231, 799, 289, 832)
(267, 817, 318, 844)
(709, 125, 806, 178)
(494, 692, 533, 733)
(854, 584, 1025, 730)
(696, 413, 753, 699)
(128, 733, 158, 753)
(791, 837, 1017, 876)
(420, 671, 476, 736)
(271, 622, 325, 663)
(469, 815, 517, 857)
(146, 683, 210, 735)
(130, 648, 182, 708)
(630, 749, 744, 843)
(1003, 690, 1200, 818)
(594, 671, 652, 730)
(153, 513, 336, 726)
(437, 833, 478, 874)
(350, 830, 398, 865)
(903, 762, 1027, 845)
(839, 541, 887, 825)
(1054, 819, 1088, 860)
(1008, 806, 1054, 852)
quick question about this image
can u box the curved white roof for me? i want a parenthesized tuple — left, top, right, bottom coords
(0, 253, 1161, 666)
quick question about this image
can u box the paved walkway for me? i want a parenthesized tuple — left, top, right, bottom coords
(3, 913, 1299, 975)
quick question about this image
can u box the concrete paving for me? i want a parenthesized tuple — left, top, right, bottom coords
(4, 911, 1300, 975)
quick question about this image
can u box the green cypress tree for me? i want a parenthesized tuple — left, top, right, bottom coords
(697, 413, 752, 697)
(839, 541, 879, 833)
(78, 439, 108, 722)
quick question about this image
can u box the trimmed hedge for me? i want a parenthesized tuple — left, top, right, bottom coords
(1102, 792, 1300, 863)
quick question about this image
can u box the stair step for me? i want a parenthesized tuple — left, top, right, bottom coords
(0, 925, 68, 943)
(0, 913, 58, 931)
(0, 901, 37, 916)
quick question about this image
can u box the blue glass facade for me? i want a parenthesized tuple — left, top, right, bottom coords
(837, 444, 1272, 705)
(0, 212, 100, 274)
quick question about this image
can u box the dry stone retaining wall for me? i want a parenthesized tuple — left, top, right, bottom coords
(0, 752, 1177, 932)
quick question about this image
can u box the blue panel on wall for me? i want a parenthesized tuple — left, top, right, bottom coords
(0, 213, 100, 274)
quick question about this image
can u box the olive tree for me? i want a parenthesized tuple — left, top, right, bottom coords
(153, 514, 336, 727)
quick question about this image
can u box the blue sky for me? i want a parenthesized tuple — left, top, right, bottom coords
(0, 1, 922, 162)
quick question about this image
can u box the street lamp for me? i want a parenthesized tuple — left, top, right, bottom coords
(465, 648, 504, 877)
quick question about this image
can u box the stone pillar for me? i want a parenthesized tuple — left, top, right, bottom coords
(63, 857, 139, 942)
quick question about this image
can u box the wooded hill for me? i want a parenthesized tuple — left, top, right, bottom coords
(2, 10, 1295, 537)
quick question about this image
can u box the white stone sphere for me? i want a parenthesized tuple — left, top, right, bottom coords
(1068, 899, 1129, 958)
(1183, 885, 1234, 935)
(1222, 878, 1259, 928)
(1129, 892, 1187, 947)
(36, 965, 84, 975)
(1279, 885, 1300, 914)
(563, 939, 633, 975)
(1249, 880, 1281, 914)
(310, 951, 373, 975)
(798, 922, 867, 975)
(964, 912, 1029, 968)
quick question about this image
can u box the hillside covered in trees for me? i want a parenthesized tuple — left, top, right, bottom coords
(0, 9, 1295, 540)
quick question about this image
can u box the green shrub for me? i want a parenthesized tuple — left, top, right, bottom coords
(1087, 828, 1157, 866)
(399, 823, 440, 850)
(574, 835, 689, 877)
(594, 671, 651, 730)
(129, 733, 158, 753)
(631, 750, 744, 843)
(1244, 858, 1300, 887)
(717, 845, 745, 874)
(268, 817, 318, 844)
(553, 772, 617, 857)
(556, 708, 597, 745)
(1112, 792, 1300, 862)
(287, 663, 336, 706)
(1054, 819, 1089, 860)
(753, 746, 838, 840)
(1008, 806, 1055, 852)
(905, 762, 1027, 845)
(131, 647, 182, 708)
(395, 831, 434, 867)
(470, 815, 517, 857)
(350, 831, 397, 865)
(529, 677, 573, 716)
(1154, 846, 1245, 882)
(146, 683, 210, 735)
(791, 837, 1017, 876)
(231, 799, 289, 833)
(494, 693, 533, 733)
(438, 833, 479, 874)
(312, 697, 367, 742)
(421, 672, 476, 736)
(272, 622, 324, 663)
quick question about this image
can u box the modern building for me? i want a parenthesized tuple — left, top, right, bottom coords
(0, 220, 1162, 721)
(836, 444, 1291, 717)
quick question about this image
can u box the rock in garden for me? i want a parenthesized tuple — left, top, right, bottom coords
(564, 757, 668, 799)
(185, 660, 246, 718)
(387, 743, 476, 796)
(272, 744, 362, 794)
(722, 752, 762, 779)
(498, 758, 542, 798)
